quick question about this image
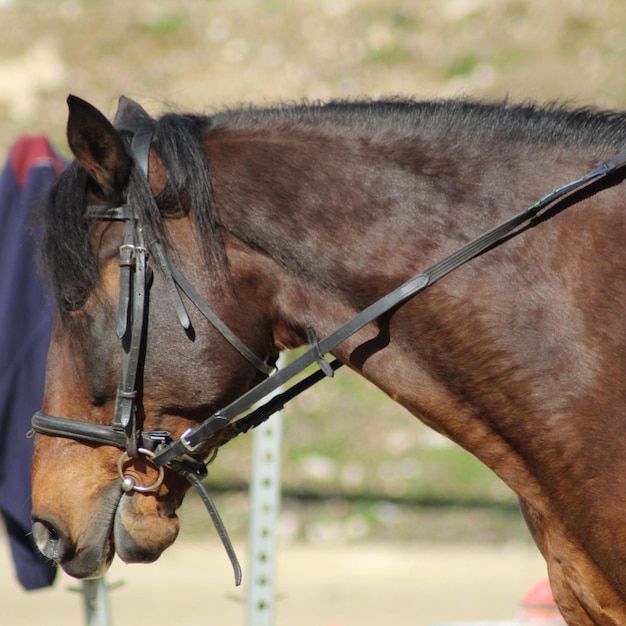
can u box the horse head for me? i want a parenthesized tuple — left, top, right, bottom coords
(30, 96, 276, 578)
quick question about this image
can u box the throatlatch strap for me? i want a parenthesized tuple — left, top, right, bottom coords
(168, 263, 274, 375)
(149, 240, 191, 330)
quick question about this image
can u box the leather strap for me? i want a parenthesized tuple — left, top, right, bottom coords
(116, 219, 134, 339)
(112, 221, 146, 457)
(32, 412, 170, 451)
(111, 133, 152, 457)
(149, 239, 191, 329)
(168, 460, 242, 585)
(168, 262, 274, 375)
(131, 130, 152, 176)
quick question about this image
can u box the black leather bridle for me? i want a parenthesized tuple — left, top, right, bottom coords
(31, 128, 274, 584)
(31, 128, 626, 585)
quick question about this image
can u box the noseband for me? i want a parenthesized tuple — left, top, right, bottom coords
(31, 126, 626, 585)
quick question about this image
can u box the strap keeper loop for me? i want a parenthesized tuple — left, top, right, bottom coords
(306, 325, 335, 378)
(119, 243, 136, 268)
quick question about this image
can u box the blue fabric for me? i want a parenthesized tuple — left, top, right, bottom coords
(0, 136, 62, 590)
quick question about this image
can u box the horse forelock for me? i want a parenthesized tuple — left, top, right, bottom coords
(38, 160, 97, 311)
(38, 111, 226, 313)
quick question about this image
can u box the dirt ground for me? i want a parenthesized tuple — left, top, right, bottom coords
(2, 530, 547, 626)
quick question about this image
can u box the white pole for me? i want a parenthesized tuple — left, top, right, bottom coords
(81, 578, 112, 626)
(246, 367, 284, 626)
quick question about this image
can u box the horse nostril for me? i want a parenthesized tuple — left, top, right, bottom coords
(32, 518, 71, 564)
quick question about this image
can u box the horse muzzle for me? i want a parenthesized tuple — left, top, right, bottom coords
(31, 479, 179, 578)
(31, 482, 122, 578)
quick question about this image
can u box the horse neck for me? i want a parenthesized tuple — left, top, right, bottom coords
(206, 120, 626, 623)
(206, 124, 605, 352)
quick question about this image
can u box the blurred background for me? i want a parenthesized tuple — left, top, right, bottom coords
(2, 0, 625, 624)
(3, 0, 626, 148)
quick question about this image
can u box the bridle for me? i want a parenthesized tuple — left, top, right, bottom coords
(32, 128, 273, 584)
(31, 126, 626, 585)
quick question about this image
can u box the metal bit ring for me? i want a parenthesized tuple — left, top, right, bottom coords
(117, 448, 165, 493)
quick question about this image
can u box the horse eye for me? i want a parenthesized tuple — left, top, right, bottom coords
(62, 288, 91, 312)
(63, 297, 86, 312)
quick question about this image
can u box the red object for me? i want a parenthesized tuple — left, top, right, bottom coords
(520, 579, 563, 621)
(9, 134, 64, 188)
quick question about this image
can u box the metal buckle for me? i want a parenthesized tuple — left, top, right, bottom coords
(180, 427, 201, 453)
(118, 243, 136, 266)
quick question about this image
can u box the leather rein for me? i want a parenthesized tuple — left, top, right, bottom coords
(31, 129, 626, 585)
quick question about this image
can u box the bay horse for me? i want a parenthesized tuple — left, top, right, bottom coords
(30, 94, 625, 626)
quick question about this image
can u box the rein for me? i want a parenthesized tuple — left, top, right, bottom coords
(152, 144, 626, 466)
(31, 131, 626, 585)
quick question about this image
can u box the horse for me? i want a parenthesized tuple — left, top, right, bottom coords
(29, 94, 625, 626)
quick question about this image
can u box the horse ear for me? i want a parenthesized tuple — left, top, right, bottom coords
(66, 94, 131, 197)
(114, 95, 153, 131)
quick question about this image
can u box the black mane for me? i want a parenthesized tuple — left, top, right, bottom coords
(211, 97, 626, 148)
(39, 97, 626, 311)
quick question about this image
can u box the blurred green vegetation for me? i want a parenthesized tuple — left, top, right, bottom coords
(3, 0, 626, 149)
(139, 11, 187, 37)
